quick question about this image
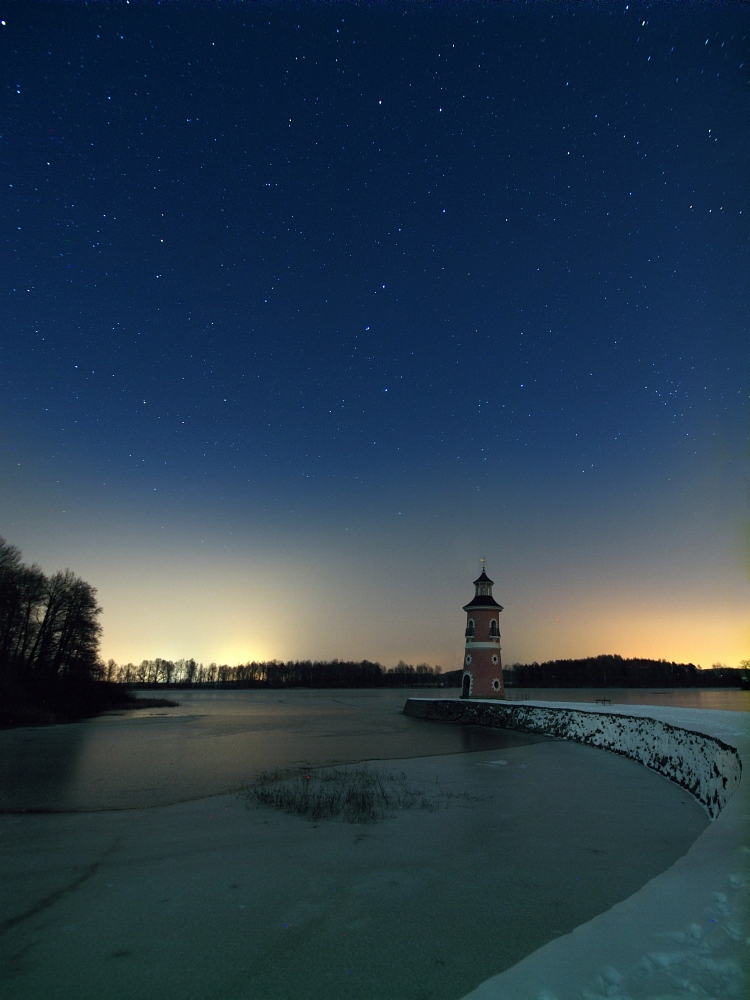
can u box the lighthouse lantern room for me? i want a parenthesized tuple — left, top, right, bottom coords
(460, 562, 505, 699)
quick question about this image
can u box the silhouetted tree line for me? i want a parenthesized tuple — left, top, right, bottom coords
(0, 536, 102, 685)
(504, 654, 746, 688)
(0, 536, 120, 723)
(105, 657, 445, 689)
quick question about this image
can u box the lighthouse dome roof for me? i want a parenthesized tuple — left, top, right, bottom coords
(463, 593, 503, 611)
(464, 566, 502, 611)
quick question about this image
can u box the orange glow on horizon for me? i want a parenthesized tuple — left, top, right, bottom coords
(96, 561, 749, 671)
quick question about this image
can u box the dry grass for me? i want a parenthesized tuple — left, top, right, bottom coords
(242, 764, 440, 823)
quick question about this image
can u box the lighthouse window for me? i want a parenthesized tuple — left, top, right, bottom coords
(465, 618, 475, 637)
(491, 654, 499, 665)
(465, 653, 472, 665)
(489, 619, 499, 637)
(492, 678, 501, 692)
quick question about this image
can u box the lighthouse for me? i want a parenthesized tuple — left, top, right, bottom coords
(460, 563, 505, 699)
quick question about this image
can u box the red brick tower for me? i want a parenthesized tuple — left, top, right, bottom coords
(460, 563, 504, 699)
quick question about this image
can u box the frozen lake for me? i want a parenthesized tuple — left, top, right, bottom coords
(1, 689, 712, 1000)
(0, 688, 543, 811)
(1, 687, 745, 812)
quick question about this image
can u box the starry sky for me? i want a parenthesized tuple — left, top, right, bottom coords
(1, 1, 748, 671)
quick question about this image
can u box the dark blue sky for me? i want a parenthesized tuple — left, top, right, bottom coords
(1, 1, 747, 668)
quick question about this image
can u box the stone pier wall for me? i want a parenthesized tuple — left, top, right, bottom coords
(403, 698, 742, 818)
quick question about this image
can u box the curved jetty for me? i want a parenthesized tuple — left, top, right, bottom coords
(403, 698, 742, 818)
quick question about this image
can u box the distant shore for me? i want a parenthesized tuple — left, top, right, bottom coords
(100, 657, 748, 691)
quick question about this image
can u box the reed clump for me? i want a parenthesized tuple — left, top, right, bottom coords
(242, 764, 438, 823)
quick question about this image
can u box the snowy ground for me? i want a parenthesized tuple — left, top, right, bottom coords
(406, 699, 749, 1000)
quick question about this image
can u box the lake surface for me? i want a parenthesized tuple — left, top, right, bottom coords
(2, 687, 745, 812)
(2, 740, 711, 1000)
(0, 688, 545, 811)
(0, 688, 718, 999)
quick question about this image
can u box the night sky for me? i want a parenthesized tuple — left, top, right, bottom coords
(2, 1, 748, 670)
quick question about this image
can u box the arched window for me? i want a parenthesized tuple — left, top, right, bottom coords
(465, 618, 475, 638)
(489, 619, 499, 638)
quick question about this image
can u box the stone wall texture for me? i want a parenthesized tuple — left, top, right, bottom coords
(403, 698, 742, 819)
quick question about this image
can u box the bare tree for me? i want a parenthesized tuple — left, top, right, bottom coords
(0, 536, 103, 689)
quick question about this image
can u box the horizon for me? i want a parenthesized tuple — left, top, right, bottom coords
(100, 653, 742, 674)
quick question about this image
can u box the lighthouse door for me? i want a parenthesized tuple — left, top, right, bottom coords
(461, 674, 471, 699)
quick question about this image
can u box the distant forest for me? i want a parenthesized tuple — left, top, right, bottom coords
(106, 653, 748, 690)
(104, 658, 445, 688)
(502, 654, 748, 689)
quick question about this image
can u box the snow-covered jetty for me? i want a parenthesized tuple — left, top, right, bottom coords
(403, 698, 741, 817)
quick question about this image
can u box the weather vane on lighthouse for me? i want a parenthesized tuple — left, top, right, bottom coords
(460, 561, 504, 700)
